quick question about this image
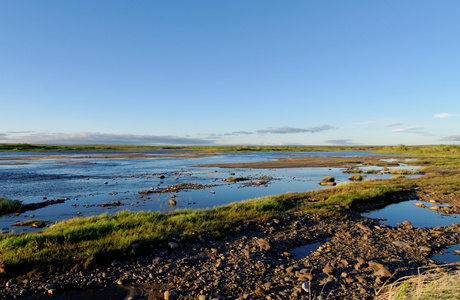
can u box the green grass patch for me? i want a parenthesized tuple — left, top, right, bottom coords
(0, 197, 22, 215)
(349, 174, 364, 181)
(388, 169, 419, 175)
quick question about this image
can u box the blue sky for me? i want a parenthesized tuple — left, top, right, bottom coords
(1, 1, 459, 146)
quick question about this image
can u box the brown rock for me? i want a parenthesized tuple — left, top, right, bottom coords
(255, 238, 271, 251)
(323, 265, 334, 275)
(368, 261, 392, 277)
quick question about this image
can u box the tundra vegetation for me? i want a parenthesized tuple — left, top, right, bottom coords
(0, 144, 460, 298)
(0, 197, 22, 215)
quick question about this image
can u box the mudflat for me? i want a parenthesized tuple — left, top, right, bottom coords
(196, 155, 402, 169)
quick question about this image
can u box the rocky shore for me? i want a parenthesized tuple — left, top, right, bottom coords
(2, 192, 459, 300)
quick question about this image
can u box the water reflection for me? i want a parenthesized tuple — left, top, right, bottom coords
(432, 243, 460, 263)
(362, 200, 458, 228)
(0, 151, 418, 233)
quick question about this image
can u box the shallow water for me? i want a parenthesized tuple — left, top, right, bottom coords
(362, 200, 459, 228)
(432, 243, 460, 263)
(0, 151, 415, 233)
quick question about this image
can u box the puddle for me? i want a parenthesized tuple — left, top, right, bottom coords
(362, 200, 459, 228)
(291, 239, 330, 259)
(432, 243, 460, 263)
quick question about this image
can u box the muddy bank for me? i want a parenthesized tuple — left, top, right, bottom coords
(195, 156, 403, 169)
(2, 192, 459, 300)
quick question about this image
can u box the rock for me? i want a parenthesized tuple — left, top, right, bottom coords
(419, 246, 432, 252)
(402, 220, 413, 229)
(255, 238, 271, 251)
(164, 290, 178, 300)
(48, 289, 57, 295)
(168, 242, 179, 250)
(368, 261, 392, 277)
(429, 206, 440, 211)
(169, 199, 177, 206)
(414, 202, 425, 208)
(454, 250, 460, 255)
(5, 279, 16, 287)
(152, 257, 163, 264)
(254, 287, 266, 297)
(198, 295, 207, 300)
(357, 223, 371, 232)
(344, 277, 354, 284)
(323, 265, 333, 275)
(301, 282, 309, 293)
(392, 240, 409, 248)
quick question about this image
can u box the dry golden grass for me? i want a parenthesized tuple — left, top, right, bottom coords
(376, 263, 460, 300)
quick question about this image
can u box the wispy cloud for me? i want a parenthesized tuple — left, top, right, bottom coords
(256, 125, 335, 134)
(392, 126, 423, 133)
(385, 123, 403, 127)
(391, 126, 430, 136)
(325, 139, 359, 145)
(219, 125, 336, 137)
(441, 134, 460, 141)
(223, 131, 254, 136)
(0, 132, 215, 145)
(434, 113, 460, 118)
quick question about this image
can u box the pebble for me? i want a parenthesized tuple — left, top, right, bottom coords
(301, 282, 309, 293)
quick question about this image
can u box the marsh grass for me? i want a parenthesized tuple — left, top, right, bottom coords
(0, 197, 22, 215)
(349, 174, 364, 181)
(0, 195, 294, 271)
(376, 264, 460, 300)
(389, 169, 420, 175)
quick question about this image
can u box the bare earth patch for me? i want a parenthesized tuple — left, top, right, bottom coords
(195, 155, 403, 169)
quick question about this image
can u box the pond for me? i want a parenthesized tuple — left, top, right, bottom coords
(362, 200, 459, 228)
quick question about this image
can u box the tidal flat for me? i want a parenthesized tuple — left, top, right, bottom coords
(0, 145, 459, 299)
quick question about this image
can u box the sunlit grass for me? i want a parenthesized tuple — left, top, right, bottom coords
(376, 264, 460, 300)
(0, 197, 22, 215)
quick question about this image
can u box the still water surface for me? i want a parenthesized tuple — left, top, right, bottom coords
(0, 151, 414, 233)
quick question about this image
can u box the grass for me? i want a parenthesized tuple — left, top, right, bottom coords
(0, 195, 294, 271)
(376, 264, 460, 300)
(349, 174, 364, 181)
(389, 169, 420, 175)
(0, 197, 22, 215)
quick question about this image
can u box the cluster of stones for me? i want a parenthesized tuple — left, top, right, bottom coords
(139, 183, 216, 195)
(2, 207, 459, 299)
